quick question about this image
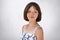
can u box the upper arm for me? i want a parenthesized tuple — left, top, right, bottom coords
(35, 27, 44, 40)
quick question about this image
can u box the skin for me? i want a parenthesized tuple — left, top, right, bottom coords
(22, 6, 44, 40)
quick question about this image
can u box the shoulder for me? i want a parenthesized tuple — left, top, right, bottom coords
(36, 26, 43, 34)
(22, 25, 26, 33)
(22, 24, 28, 31)
(22, 24, 28, 29)
(36, 25, 43, 32)
(22, 24, 26, 30)
(22, 25, 25, 29)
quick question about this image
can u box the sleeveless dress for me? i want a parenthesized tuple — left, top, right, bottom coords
(22, 25, 39, 40)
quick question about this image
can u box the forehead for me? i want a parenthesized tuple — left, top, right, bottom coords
(28, 6, 37, 11)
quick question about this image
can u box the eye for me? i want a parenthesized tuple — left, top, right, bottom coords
(34, 11, 37, 13)
(27, 11, 31, 13)
(34, 11, 38, 13)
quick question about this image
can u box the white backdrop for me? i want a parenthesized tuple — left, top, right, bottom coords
(0, 0, 60, 40)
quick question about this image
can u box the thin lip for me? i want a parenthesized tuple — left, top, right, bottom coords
(30, 17, 34, 18)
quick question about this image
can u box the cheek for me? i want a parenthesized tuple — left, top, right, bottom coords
(27, 13, 30, 18)
(27, 13, 38, 20)
(34, 13, 38, 19)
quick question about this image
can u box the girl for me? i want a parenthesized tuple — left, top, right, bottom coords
(22, 2, 44, 40)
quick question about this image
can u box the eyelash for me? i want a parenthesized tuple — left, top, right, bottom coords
(27, 11, 37, 13)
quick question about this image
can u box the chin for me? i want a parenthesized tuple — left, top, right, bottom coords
(29, 19, 36, 21)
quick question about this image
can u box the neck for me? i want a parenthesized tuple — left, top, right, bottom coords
(28, 20, 38, 27)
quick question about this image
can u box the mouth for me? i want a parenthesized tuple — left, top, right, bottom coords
(30, 17, 34, 18)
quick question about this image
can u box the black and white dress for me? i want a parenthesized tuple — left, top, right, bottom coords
(22, 25, 39, 40)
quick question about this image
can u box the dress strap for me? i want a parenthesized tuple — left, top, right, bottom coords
(23, 25, 26, 33)
(33, 26, 38, 34)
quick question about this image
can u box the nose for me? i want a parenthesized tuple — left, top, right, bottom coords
(30, 12, 35, 15)
(29, 12, 35, 17)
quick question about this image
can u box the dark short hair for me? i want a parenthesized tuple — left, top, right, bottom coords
(24, 2, 42, 22)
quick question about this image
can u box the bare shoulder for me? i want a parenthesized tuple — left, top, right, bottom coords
(22, 25, 25, 29)
(36, 26, 43, 35)
(35, 26, 44, 40)
(22, 25, 26, 33)
(22, 24, 28, 29)
(37, 26, 43, 32)
(22, 24, 28, 33)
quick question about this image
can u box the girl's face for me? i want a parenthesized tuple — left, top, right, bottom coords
(27, 6, 38, 22)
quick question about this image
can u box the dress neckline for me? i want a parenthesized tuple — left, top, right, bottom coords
(23, 24, 40, 35)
